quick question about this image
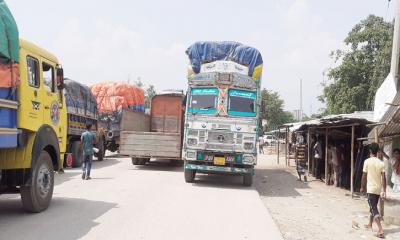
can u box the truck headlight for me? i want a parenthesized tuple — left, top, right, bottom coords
(186, 150, 196, 159)
(244, 142, 254, 150)
(243, 155, 254, 165)
(188, 138, 198, 146)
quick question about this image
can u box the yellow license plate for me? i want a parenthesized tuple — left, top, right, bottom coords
(214, 157, 226, 166)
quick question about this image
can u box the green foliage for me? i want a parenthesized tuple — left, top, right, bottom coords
(145, 85, 156, 108)
(261, 88, 295, 131)
(320, 15, 393, 114)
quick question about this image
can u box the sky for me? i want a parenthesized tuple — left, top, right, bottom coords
(6, 0, 395, 115)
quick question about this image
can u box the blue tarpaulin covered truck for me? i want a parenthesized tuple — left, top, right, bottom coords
(183, 41, 263, 186)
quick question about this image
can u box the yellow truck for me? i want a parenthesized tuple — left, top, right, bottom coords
(0, 0, 66, 212)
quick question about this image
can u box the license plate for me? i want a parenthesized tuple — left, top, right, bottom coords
(214, 157, 225, 166)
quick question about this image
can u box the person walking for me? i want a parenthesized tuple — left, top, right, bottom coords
(80, 123, 97, 180)
(259, 137, 265, 154)
(360, 143, 386, 238)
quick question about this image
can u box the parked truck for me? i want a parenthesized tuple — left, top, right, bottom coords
(91, 82, 145, 152)
(119, 91, 185, 164)
(0, 0, 66, 212)
(64, 79, 105, 168)
(182, 41, 263, 186)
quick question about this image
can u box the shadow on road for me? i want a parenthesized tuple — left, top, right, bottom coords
(130, 161, 183, 173)
(190, 174, 252, 190)
(255, 167, 310, 197)
(0, 197, 117, 240)
(55, 171, 81, 186)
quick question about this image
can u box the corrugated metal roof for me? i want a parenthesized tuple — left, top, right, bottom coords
(283, 111, 375, 132)
(374, 91, 400, 138)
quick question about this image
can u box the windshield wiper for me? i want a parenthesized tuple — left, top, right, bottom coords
(200, 106, 214, 110)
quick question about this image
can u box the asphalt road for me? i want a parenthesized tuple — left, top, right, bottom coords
(0, 156, 283, 240)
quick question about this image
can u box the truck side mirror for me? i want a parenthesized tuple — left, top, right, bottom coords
(57, 68, 64, 89)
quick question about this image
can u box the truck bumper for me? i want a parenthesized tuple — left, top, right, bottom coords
(185, 162, 254, 175)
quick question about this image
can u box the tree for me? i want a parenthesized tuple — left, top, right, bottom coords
(145, 85, 156, 108)
(320, 15, 393, 114)
(261, 88, 295, 131)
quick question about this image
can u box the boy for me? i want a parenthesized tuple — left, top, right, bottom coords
(80, 124, 97, 180)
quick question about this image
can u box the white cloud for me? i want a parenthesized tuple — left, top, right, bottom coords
(53, 18, 187, 92)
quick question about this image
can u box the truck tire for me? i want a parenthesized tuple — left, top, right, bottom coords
(20, 151, 54, 213)
(139, 158, 148, 165)
(71, 141, 83, 168)
(132, 157, 140, 165)
(184, 168, 196, 183)
(243, 174, 253, 187)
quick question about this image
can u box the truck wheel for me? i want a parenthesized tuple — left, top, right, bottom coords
(139, 158, 148, 165)
(184, 168, 196, 183)
(71, 141, 83, 168)
(20, 151, 54, 213)
(243, 174, 253, 187)
(132, 158, 140, 165)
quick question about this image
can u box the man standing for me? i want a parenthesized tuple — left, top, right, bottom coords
(360, 143, 386, 238)
(80, 124, 97, 180)
(313, 137, 323, 180)
(259, 137, 264, 154)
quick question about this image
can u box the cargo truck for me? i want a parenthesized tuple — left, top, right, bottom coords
(0, 0, 66, 212)
(64, 79, 105, 168)
(119, 91, 185, 164)
(183, 42, 263, 186)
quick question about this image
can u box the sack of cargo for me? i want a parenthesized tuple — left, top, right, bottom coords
(186, 41, 263, 80)
(0, 63, 19, 88)
(64, 79, 97, 117)
(0, 0, 19, 62)
(90, 82, 145, 114)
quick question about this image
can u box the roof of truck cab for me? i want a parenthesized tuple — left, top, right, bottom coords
(20, 39, 59, 63)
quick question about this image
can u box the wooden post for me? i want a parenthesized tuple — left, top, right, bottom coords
(325, 128, 329, 185)
(277, 129, 280, 164)
(351, 125, 355, 198)
(285, 127, 288, 166)
(307, 129, 311, 175)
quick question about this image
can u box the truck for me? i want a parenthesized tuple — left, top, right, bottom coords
(119, 91, 185, 165)
(0, 0, 66, 212)
(64, 79, 105, 168)
(90, 82, 145, 152)
(182, 41, 263, 186)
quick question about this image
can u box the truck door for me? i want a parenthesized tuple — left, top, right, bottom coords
(41, 59, 64, 147)
(18, 55, 44, 131)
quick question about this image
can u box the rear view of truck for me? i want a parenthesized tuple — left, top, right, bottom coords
(119, 91, 185, 164)
(91, 82, 145, 152)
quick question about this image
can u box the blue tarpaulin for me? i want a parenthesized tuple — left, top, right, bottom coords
(186, 41, 263, 78)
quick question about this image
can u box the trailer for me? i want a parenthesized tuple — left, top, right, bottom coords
(119, 92, 185, 165)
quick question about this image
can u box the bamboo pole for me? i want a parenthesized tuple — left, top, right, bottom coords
(325, 128, 329, 185)
(307, 129, 311, 174)
(351, 125, 355, 198)
(277, 129, 280, 164)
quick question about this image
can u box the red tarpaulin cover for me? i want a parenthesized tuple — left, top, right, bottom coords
(90, 82, 144, 113)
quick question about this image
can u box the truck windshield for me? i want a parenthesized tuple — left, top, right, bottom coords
(228, 89, 256, 117)
(189, 88, 218, 114)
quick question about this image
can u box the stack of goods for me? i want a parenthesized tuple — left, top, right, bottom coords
(185, 41, 263, 81)
(64, 79, 97, 119)
(0, 0, 20, 148)
(90, 82, 145, 122)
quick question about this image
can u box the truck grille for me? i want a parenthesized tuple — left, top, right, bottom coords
(207, 131, 234, 144)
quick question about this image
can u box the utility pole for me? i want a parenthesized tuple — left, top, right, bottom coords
(300, 78, 303, 121)
(391, 0, 400, 89)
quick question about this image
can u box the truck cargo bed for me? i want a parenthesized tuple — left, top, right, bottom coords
(119, 131, 181, 159)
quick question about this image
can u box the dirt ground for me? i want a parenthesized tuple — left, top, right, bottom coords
(255, 154, 400, 240)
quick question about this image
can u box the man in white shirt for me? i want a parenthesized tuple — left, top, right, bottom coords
(360, 143, 386, 238)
